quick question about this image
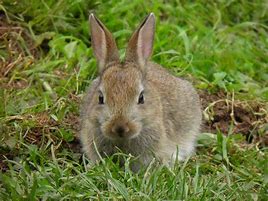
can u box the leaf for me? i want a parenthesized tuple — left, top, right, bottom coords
(34, 32, 56, 47)
(59, 128, 74, 142)
(64, 41, 78, 59)
(4, 136, 17, 149)
(213, 72, 227, 90)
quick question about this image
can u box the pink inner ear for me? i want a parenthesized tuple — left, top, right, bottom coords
(139, 15, 155, 61)
(141, 29, 153, 59)
(92, 29, 104, 60)
(90, 16, 106, 64)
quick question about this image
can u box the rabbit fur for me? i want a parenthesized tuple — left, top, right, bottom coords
(80, 13, 202, 170)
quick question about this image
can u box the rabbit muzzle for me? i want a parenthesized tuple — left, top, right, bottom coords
(103, 116, 141, 140)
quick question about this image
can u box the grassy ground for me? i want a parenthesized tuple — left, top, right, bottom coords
(0, 0, 268, 200)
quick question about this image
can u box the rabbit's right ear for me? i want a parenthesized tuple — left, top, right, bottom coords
(125, 13, 155, 71)
(89, 14, 120, 73)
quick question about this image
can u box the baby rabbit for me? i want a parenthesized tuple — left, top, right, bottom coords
(80, 13, 202, 170)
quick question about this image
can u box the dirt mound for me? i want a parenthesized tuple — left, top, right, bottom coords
(199, 90, 268, 146)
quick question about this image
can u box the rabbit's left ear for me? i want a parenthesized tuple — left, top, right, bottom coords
(125, 13, 155, 70)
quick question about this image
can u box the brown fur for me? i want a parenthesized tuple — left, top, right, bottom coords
(80, 14, 202, 171)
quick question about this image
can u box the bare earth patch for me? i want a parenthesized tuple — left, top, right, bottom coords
(200, 90, 268, 146)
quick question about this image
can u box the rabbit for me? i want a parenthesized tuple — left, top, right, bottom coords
(80, 13, 202, 171)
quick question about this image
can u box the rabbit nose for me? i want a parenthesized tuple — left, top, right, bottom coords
(112, 125, 130, 137)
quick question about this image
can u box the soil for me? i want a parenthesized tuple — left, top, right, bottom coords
(0, 150, 15, 172)
(199, 90, 268, 146)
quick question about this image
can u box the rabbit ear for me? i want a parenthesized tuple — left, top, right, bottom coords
(89, 14, 120, 73)
(125, 13, 155, 70)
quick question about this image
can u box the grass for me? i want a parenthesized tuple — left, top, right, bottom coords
(0, 0, 268, 200)
(0, 134, 267, 200)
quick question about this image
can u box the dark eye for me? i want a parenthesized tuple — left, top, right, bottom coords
(138, 91, 144, 104)
(99, 92, 104, 104)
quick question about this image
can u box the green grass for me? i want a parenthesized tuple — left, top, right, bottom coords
(0, 0, 268, 200)
(0, 134, 267, 200)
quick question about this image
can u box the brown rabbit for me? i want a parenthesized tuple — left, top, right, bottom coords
(80, 13, 202, 170)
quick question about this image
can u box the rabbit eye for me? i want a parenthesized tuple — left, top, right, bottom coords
(138, 91, 144, 104)
(99, 92, 104, 104)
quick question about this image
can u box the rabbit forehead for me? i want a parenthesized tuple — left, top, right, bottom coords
(101, 66, 143, 105)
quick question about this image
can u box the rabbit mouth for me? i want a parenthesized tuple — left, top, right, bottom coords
(101, 121, 142, 140)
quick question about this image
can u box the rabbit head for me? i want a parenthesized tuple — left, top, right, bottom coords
(89, 13, 158, 140)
